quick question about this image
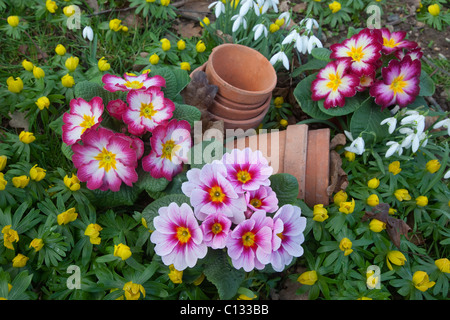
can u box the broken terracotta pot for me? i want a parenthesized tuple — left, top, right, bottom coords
(225, 124, 331, 207)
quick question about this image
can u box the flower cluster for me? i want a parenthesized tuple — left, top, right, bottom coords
(62, 72, 192, 191)
(151, 148, 307, 272)
(312, 28, 422, 110)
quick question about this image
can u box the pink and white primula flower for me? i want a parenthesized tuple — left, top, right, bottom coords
(71, 127, 139, 192)
(311, 59, 359, 109)
(330, 28, 382, 76)
(150, 203, 207, 271)
(369, 56, 421, 109)
(226, 210, 273, 272)
(142, 119, 192, 181)
(221, 148, 273, 194)
(106, 99, 128, 121)
(269, 204, 307, 272)
(181, 161, 247, 224)
(123, 87, 175, 136)
(245, 185, 279, 218)
(200, 213, 232, 249)
(62, 97, 104, 145)
(376, 28, 418, 55)
(102, 72, 165, 92)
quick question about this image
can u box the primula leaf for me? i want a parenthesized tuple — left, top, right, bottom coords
(310, 48, 332, 62)
(86, 185, 141, 208)
(418, 70, 435, 97)
(172, 102, 202, 128)
(293, 73, 331, 120)
(141, 194, 190, 230)
(270, 173, 299, 207)
(318, 94, 365, 117)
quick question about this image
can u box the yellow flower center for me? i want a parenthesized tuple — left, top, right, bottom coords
(389, 75, 407, 95)
(242, 231, 255, 247)
(236, 170, 252, 184)
(327, 73, 342, 91)
(139, 102, 157, 119)
(347, 46, 365, 62)
(212, 223, 223, 235)
(94, 147, 117, 172)
(176, 226, 191, 244)
(383, 38, 400, 48)
(250, 198, 262, 208)
(209, 186, 226, 203)
(161, 139, 180, 161)
(79, 114, 96, 133)
(124, 80, 144, 89)
(276, 232, 284, 240)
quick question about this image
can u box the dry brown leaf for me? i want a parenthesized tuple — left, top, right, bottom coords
(8, 111, 29, 131)
(329, 133, 346, 150)
(327, 150, 348, 196)
(174, 21, 202, 38)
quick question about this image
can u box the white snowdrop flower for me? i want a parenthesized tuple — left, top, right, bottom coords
(307, 35, 322, 54)
(296, 34, 309, 54)
(208, 1, 226, 18)
(82, 26, 94, 41)
(261, 0, 279, 14)
(231, 13, 248, 32)
(239, 0, 252, 15)
(390, 105, 400, 115)
(270, 51, 289, 70)
(300, 18, 319, 32)
(253, 23, 268, 40)
(401, 114, 425, 135)
(282, 29, 299, 45)
(380, 117, 397, 134)
(444, 169, 450, 179)
(345, 136, 365, 155)
(385, 141, 403, 158)
(278, 11, 291, 26)
(433, 118, 450, 136)
(399, 128, 421, 153)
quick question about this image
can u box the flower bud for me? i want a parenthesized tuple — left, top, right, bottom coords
(0, 156, 7, 171)
(7, 77, 24, 94)
(114, 243, 132, 260)
(35, 96, 50, 110)
(61, 74, 75, 87)
(12, 175, 30, 188)
(22, 59, 34, 71)
(57, 208, 78, 225)
(29, 238, 44, 252)
(367, 194, 379, 207)
(98, 57, 111, 72)
(415, 195, 428, 207)
(7, 16, 19, 27)
(435, 258, 450, 273)
(428, 4, 440, 16)
(55, 44, 66, 56)
(369, 219, 386, 232)
(19, 131, 35, 144)
(297, 270, 318, 285)
(196, 40, 206, 53)
(426, 159, 440, 173)
(313, 204, 328, 222)
(12, 254, 29, 268)
(367, 177, 380, 189)
(177, 39, 186, 50)
(339, 237, 353, 256)
(0, 173, 7, 191)
(180, 62, 191, 71)
(65, 56, 79, 72)
(149, 53, 160, 65)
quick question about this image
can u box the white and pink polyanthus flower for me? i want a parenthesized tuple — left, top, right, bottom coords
(62, 97, 104, 145)
(269, 204, 306, 272)
(102, 72, 165, 92)
(122, 87, 175, 136)
(181, 161, 247, 224)
(226, 210, 273, 272)
(200, 213, 232, 249)
(106, 99, 128, 121)
(71, 127, 139, 192)
(151, 203, 207, 271)
(142, 119, 192, 181)
(221, 148, 273, 194)
(245, 185, 279, 218)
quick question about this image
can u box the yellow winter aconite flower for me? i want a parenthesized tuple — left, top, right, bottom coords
(339, 238, 353, 256)
(160, 0, 170, 6)
(29, 238, 44, 252)
(339, 198, 355, 214)
(344, 151, 355, 162)
(237, 293, 257, 300)
(7, 16, 19, 27)
(109, 19, 123, 32)
(297, 270, 318, 285)
(63, 5, 75, 17)
(7, 77, 24, 94)
(149, 53, 160, 65)
(64, 174, 81, 191)
(33, 66, 45, 79)
(357, 296, 372, 300)
(35, 96, 50, 110)
(428, 3, 440, 16)
(180, 62, 191, 71)
(196, 40, 206, 53)
(386, 250, 407, 270)
(84, 223, 102, 244)
(160, 38, 171, 51)
(426, 159, 440, 173)
(98, 57, 111, 72)
(313, 204, 329, 222)
(333, 190, 348, 206)
(12, 176, 30, 188)
(269, 23, 280, 33)
(200, 17, 210, 27)
(280, 119, 288, 127)
(367, 178, 380, 189)
(367, 194, 379, 207)
(394, 189, 411, 201)
(177, 39, 186, 50)
(12, 254, 29, 268)
(55, 44, 66, 56)
(412, 271, 435, 292)
(0, 156, 7, 171)
(0, 173, 7, 191)
(369, 219, 386, 232)
(123, 281, 145, 300)
(388, 207, 397, 215)
(168, 264, 183, 284)
(114, 243, 132, 260)
(30, 164, 46, 181)
(19, 131, 35, 144)
(22, 59, 34, 71)
(2, 225, 19, 250)
(65, 56, 79, 72)
(435, 258, 450, 273)
(273, 96, 284, 106)
(275, 18, 285, 27)
(329, 1, 341, 13)
(388, 161, 402, 175)
(46, 0, 58, 13)
(61, 74, 75, 87)
(57, 208, 78, 225)
(415, 195, 428, 207)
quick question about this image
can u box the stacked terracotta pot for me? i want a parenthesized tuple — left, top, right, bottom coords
(195, 43, 277, 130)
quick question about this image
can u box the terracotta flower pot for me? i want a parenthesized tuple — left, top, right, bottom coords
(205, 43, 277, 106)
(209, 94, 271, 121)
(208, 105, 270, 131)
(225, 124, 331, 207)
